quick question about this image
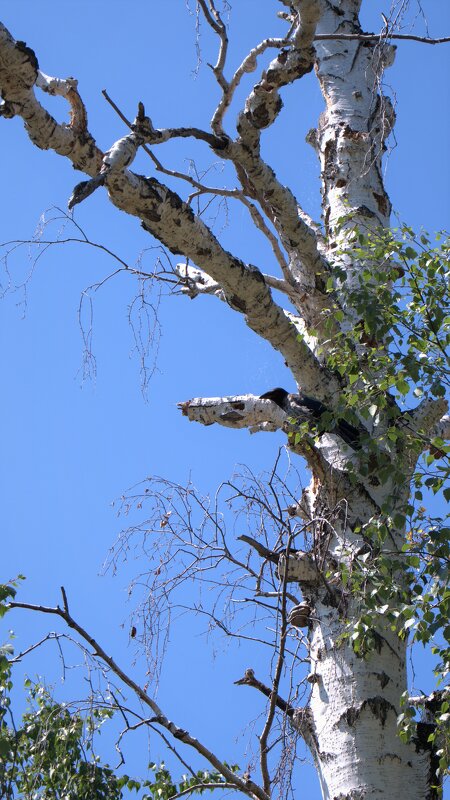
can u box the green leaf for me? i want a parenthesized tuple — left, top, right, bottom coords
(404, 247, 418, 260)
(395, 378, 410, 396)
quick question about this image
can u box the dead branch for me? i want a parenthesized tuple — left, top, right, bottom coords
(234, 668, 294, 718)
(238, 535, 280, 565)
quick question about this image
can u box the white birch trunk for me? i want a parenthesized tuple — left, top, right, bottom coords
(288, 4, 436, 798)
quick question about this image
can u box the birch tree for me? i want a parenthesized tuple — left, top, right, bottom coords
(1, 2, 449, 799)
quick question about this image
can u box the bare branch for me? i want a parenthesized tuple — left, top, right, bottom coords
(8, 632, 64, 664)
(36, 71, 87, 133)
(237, 535, 280, 565)
(211, 35, 289, 134)
(0, 23, 335, 393)
(197, 0, 229, 90)
(0, 22, 101, 173)
(259, 531, 292, 793)
(100, 90, 315, 296)
(9, 596, 269, 800)
(207, 6, 332, 337)
(235, 0, 319, 145)
(60, 585, 69, 614)
(314, 32, 450, 45)
(169, 783, 241, 800)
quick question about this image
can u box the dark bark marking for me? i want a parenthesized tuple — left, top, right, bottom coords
(140, 177, 163, 201)
(342, 125, 367, 141)
(344, 705, 358, 727)
(196, 248, 213, 257)
(366, 696, 394, 726)
(247, 93, 283, 130)
(373, 191, 389, 217)
(142, 210, 162, 223)
(414, 723, 441, 800)
(379, 752, 402, 764)
(324, 139, 337, 175)
(14, 40, 39, 83)
(168, 192, 183, 210)
(342, 696, 396, 728)
(220, 411, 245, 423)
(353, 205, 378, 220)
(375, 671, 390, 689)
(228, 295, 247, 312)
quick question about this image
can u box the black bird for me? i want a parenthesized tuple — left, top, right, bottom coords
(260, 388, 362, 449)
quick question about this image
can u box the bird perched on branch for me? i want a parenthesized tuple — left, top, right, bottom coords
(260, 387, 362, 449)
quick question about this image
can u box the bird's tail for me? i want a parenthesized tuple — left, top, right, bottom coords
(335, 419, 362, 449)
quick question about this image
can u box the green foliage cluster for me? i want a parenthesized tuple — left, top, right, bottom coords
(131, 763, 240, 800)
(327, 223, 450, 404)
(0, 637, 122, 797)
(320, 225, 450, 782)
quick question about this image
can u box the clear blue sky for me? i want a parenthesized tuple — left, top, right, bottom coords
(1, 2, 449, 796)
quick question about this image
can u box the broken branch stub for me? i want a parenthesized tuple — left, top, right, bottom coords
(178, 394, 286, 430)
(277, 551, 319, 584)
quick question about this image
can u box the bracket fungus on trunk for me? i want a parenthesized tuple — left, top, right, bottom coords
(288, 603, 312, 628)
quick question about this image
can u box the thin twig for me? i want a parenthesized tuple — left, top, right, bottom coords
(8, 633, 64, 664)
(259, 531, 292, 794)
(167, 783, 240, 800)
